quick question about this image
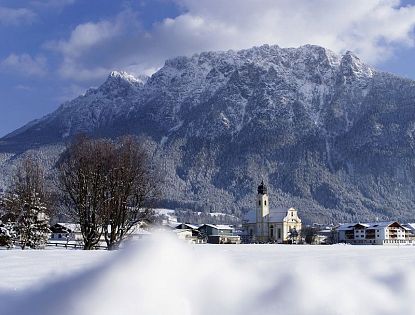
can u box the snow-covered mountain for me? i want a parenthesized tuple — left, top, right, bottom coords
(2, 44, 415, 223)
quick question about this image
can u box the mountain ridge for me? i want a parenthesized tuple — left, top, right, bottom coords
(2, 44, 415, 223)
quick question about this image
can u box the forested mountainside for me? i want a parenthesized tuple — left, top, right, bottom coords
(2, 44, 415, 223)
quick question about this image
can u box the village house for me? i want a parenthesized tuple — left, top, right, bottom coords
(337, 221, 415, 245)
(198, 224, 241, 244)
(175, 223, 199, 235)
(402, 223, 415, 237)
(128, 224, 152, 241)
(242, 181, 302, 243)
(174, 223, 205, 243)
(50, 223, 83, 243)
(171, 229, 195, 242)
(50, 222, 153, 248)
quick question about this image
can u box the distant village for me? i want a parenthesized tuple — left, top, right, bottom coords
(47, 181, 415, 249)
(2, 136, 415, 250)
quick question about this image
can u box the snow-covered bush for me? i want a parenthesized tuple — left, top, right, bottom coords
(0, 221, 15, 248)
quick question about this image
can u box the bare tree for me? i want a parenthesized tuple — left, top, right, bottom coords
(101, 136, 160, 250)
(58, 135, 161, 250)
(2, 156, 51, 249)
(58, 135, 110, 249)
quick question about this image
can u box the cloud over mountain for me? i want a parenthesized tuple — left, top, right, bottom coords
(47, 0, 415, 81)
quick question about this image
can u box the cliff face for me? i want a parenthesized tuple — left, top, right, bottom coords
(2, 44, 415, 223)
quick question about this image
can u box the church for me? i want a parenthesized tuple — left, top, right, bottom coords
(242, 181, 302, 243)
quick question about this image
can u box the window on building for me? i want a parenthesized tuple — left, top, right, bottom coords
(278, 228, 281, 239)
(270, 225, 274, 238)
(265, 200, 267, 206)
(259, 200, 261, 206)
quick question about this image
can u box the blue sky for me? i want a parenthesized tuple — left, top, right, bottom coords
(1, 0, 415, 137)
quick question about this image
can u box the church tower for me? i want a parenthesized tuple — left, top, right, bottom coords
(256, 180, 269, 242)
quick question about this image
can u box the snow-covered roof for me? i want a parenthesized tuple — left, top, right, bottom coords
(365, 221, 397, 229)
(355, 223, 370, 228)
(56, 223, 81, 233)
(175, 223, 199, 230)
(269, 211, 288, 222)
(402, 223, 415, 231)
(243, 207, 292, 224)
(215, 225, 233, 230)
(337, 221, 404, 231)
(337, 224, 355, 231)
(199, 224, 233, 230)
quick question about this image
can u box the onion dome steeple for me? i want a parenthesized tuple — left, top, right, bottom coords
(257, 180, 267, 195)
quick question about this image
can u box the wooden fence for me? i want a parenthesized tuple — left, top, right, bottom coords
(46, 241, 108, 250)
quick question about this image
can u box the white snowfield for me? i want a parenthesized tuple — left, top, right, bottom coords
(0, 235, 414, 315)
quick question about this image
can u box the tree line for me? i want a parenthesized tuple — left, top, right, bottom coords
(0, 135, 161, 250)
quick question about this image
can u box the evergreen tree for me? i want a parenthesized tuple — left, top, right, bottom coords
(15, 192, 50, 249)
(2, 156, 52, 249)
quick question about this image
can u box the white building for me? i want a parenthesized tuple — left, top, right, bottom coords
(198, 224, 241, 244)
(50, 223, 83, 242)
(174, 223, 205, 243)
(243, 181, 302, 243)
(128, 224, 152, 240)
(337, 221, 414, 245)
(402, 223, 415, 237)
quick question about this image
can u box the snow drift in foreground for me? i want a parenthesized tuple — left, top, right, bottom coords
(0, 235, 414, 315)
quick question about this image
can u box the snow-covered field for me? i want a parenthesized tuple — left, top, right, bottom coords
(1, 235, 414, 315)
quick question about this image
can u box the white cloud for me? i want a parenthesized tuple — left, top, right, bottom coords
(48, 0, 415, 82)
(0, 53, 47, 76)
(45, 10, 142, 81)
(164, 0, 415, 63)
(49, 21, 122, 58)
(0, 6, 36, 25)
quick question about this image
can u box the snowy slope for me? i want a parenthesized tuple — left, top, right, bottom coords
(0, 249, 110, 291)
(0, 236, 414, 315)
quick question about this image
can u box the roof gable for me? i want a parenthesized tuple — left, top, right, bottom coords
(54, 223, 81, 233)
(176, 223, 198, 230)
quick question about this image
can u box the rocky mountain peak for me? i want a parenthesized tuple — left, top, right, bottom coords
(103, 70, 148, 88)
(340, 51, 373, 78)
